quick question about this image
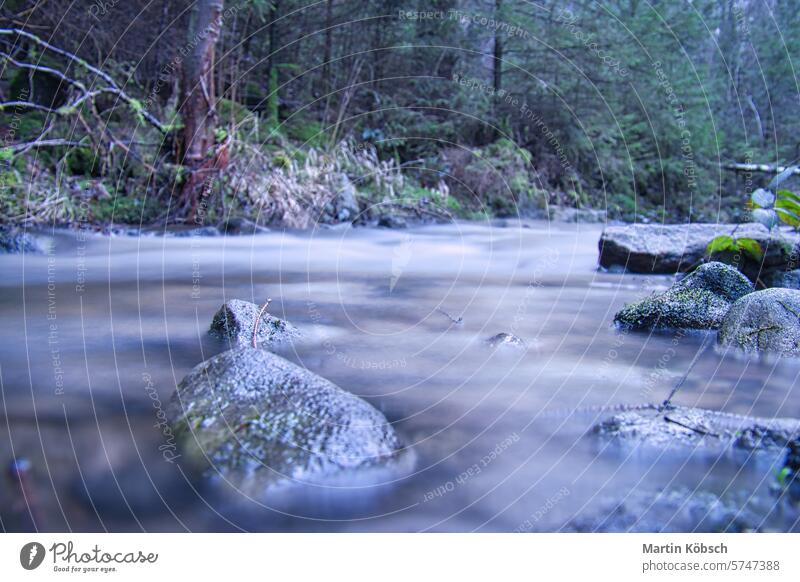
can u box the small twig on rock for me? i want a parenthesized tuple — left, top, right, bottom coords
(664, 415, 720, 438)
(251, 298, 272, 349)
(660, 333, 712, 411)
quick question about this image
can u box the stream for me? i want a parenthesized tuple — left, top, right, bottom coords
(1, 219, 799, 532)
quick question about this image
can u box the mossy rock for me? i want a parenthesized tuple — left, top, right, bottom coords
(168, 348, 405, 493)
(718, 288, 800, 356)
(614, 261, 753, 330)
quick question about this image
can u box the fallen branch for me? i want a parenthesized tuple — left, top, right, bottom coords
(724, 163, 800, 176)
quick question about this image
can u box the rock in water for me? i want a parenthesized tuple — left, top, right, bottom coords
(598, 222, 796, 277)
(172, 226, 221, 237)
(548, 205, 606, 223)
(377, 214, 408, 229)
(0, 228, 42, 254)
(486, 333, 526, 349)
(764, 269, 800, 290)
(614, 261, 753, 330)
(209, 299, 299, 348)
(718, 288, 800, 356)
(594, 405, 800, 451)
(218, 216, 270, 235)
(168, 348, 405, 494)
(564, 488, 766, 533)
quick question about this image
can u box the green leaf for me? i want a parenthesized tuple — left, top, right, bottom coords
(777, 189, 800, 204)
(777, 466, 792, 487)
(775, 207, 800, 228)
(775, 197, 800, 215)
(0, 147, 13, 162)
(735, 238, 763, 262)
(706, 235, 737, 254)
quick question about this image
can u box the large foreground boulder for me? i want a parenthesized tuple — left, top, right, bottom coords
(168, 348, 406, 494)
(614, 262, 753, 330)
(598, 222, 796, 279)
(718, 288, 800, 356)
(209, 299, 299, 348)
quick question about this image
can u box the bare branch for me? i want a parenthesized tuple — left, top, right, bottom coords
(0, 28, 167, 134)
(0, 50, 87, 92)
(6, 139, 90, 152)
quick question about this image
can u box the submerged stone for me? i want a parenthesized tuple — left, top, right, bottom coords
(168, 347, 406, 494)
(718, 288, 800, 356)
(486, 332, 526, 349)
(564, 488, 768, 532)
(209, 299, 299, 348)
(614, 261, 753, 330)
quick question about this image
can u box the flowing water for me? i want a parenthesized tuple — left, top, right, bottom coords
(1, 219, 799, 532)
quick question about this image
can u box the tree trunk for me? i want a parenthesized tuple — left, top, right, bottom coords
(492, 0, 503, 137)
(493, 0, 503, 96)
(266, 0, 280, 124)
(323, 0, 333, 93)
(179, 0, 224, 219)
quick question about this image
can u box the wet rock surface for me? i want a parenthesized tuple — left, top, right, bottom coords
(172, 226, 222, 237)
(218, 217, 270, 235)
(321, 174, 360, 223)
(378, 214, 408, 229)
(549, 205, 607, 223)
(486, 332, 526, 349)
(598, 222, 796, 276)
(594, 405, 800, 451)
(718, 288, 800, 356)
(168, 347, 407, 495)
(614, 262, 753, 330)
(209, 299, 299, 349)
(564, 487, 784, 532)
(765, 269, 800, 289)
(0, 228, 43, 254)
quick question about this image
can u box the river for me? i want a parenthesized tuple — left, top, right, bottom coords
(1, 220, 799, 532)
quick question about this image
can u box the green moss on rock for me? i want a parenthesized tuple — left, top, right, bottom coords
(614, 261, 753, 330)
(168, 348, 406, 494)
